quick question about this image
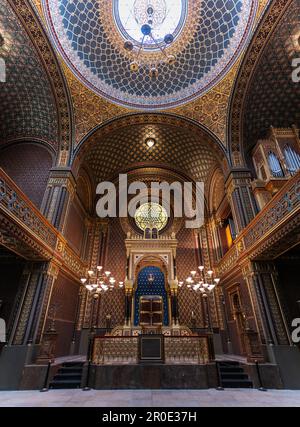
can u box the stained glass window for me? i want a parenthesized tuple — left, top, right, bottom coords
(134, 202, 168, 231)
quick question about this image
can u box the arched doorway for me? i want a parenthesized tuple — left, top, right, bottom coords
(134, 266, 169, 327)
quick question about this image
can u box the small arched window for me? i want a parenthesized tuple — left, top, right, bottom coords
(283, 144, 300, 175)
(267, 151, 284, 178)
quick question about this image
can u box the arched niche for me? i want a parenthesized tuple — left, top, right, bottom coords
(0, 141, 55, 208)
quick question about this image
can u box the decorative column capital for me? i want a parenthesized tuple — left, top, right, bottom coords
(125, 279, 134, 292)
(48, 168, 76, 199)
(46, 261, 60, 280)
(169, 279, 179, 292)
(225, 169, 253, 196)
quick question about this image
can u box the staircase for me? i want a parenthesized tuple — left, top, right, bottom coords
(218, 361, 253, 389)
(49, 361, 84, 389)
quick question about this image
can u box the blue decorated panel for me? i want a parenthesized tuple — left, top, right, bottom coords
(134, 266, 169, 326)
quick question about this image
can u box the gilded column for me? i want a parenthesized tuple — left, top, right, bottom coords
(81, 219, 109, 328)
(40, 168, 76, 232)
(242, 261, 291, 361)
(9, 261, 59, 347)
(225, 169, 258, 234)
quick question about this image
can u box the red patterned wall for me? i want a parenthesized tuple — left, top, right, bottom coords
(0, 143, 53, 208)
(46, 272, 80, 357)
(64, 197, 86, 255)
(97, 218, 126, 328)
(176, 226, 204, 327)
(105, 218, 127, 283)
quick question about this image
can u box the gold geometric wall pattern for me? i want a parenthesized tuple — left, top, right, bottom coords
(171, 62, 241, 143)
(62, 63, 129, 145)
(62, 59, 240, 147)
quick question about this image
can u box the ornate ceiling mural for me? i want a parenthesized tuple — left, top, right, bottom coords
(43, 0, 258, 110)
(243, 0, 300, 156)
(0, 0, 58, 146)
(78, 117, 227, 185)
(229, 0, 294, 166)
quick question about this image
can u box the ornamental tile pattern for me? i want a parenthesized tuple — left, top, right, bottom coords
(243, 0, 300, 155)
(0, 0, 58, 146)
(229, 0, 295, 164)
(31, 0, 269, 147)
(83, 122, 222, 184)
(43, 0, 257, 110)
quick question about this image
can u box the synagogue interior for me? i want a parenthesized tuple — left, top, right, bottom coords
(0, 0, 300, 395)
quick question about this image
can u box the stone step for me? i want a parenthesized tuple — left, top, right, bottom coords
(221, 378, 253, 388)
(49, 379, 82, 390)
(221, 372, 249, 380)
(53, 373, 82, 381)
(58, 367, 83, 374)
(62, 362, 85, 368)
(219, 366, 244, 373)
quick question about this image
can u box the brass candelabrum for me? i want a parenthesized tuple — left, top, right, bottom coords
(179, 266, 220, 331)
(80, 266, 124, 296)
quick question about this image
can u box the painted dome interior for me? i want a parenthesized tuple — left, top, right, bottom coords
(43, 0, 257, 109)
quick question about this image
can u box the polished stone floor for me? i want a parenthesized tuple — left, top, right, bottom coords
(0, 389, 299, 407)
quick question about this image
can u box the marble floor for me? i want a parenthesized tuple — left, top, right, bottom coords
(0, 389, 299, 407)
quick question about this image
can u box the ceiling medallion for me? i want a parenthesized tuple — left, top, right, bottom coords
(43, 0, 257, 110)
(114, 0, 187, 77)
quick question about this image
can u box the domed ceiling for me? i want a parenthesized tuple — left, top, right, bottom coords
(243, 0, 300, 155)
(81, 120, 224, 184)
(43, 0, 257, 110)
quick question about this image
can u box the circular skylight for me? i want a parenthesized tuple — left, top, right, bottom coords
(114, 0, 187, 51)
(135, 202, 168, 231)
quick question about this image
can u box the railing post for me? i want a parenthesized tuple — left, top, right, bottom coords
(255, 359, 267, 391)
(215, 361, 224, 391)
(40, 361, 51, 392)
(83, 332, 94, 391)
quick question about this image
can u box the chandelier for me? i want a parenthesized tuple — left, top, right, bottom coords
(80, 266, 124, 295)
(123, 1, 177, 77)
(179, 266, 220, 296)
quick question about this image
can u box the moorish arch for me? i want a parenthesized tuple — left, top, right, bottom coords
(0, 0, 74, 166)
(71, 112, 231, 185)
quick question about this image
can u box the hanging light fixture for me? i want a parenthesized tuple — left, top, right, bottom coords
(183, 266, 220, 296)
(123, 3, 177, 78)
(80, 266, 123, 294)
(145, 137, 156, 148)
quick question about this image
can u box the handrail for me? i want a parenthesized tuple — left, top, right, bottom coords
(217, 171, 300, 275)
(92, 334, 212, 365)
(0, 168, 86, 277)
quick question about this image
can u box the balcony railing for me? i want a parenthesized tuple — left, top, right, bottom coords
(92, 334, 212, 365)
(0, 168, 85, 277)
(0, 168, 57, 250)
(92, 336, 139, 365)
(218, 171, 300, 276)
